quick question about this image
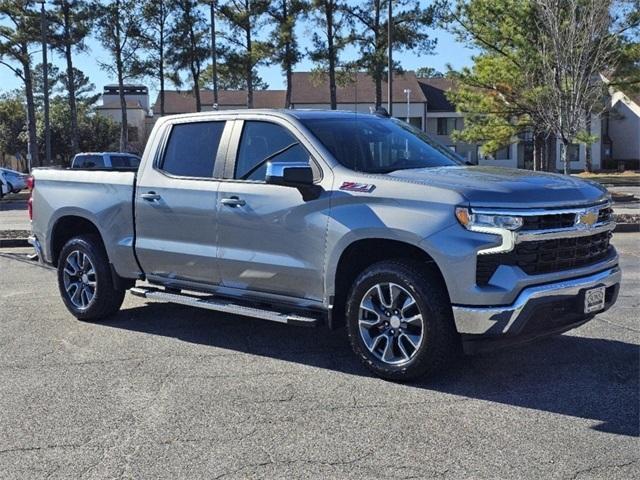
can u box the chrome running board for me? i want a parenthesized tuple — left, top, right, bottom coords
(129, 287, 320, 327)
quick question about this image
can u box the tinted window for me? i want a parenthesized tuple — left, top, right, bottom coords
(73, 155, 105, 168)
(235, 121, 309, 181)
(110, 155, 140, 168)
(301, 116, 460, 173)
(161, 121, 225, 178)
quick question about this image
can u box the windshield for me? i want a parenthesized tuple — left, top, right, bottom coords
(300, 116, 462, 173)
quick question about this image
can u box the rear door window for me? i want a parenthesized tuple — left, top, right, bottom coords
(161, 121, 225, 178)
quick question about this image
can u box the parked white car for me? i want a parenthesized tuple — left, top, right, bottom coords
(0, 167, 28, 193)
(71, 152, 141, 170)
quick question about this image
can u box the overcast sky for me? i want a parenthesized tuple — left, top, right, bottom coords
(0, 19, 477, 102)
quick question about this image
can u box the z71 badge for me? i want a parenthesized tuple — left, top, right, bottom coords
(340, 181, 376, 193)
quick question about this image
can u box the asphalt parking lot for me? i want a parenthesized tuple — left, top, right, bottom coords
(0, 235, 638, 479)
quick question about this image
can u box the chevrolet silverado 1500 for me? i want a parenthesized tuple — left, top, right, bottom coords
(28, 110, 621, 380)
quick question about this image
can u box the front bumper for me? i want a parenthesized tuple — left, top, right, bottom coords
(452, 266, 621, 352)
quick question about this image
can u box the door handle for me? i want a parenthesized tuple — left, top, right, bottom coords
(141, 192, 161, 201)
(220, 196, 246, 207)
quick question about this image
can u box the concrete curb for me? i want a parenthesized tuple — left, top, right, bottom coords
(615, 223, 640, 233)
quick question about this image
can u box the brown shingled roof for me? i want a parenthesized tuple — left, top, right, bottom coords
(151, 71, 451, 114)
(290, 71, 426, 104)
(416, 78, 457, 112)
(154, 89, 286, 113)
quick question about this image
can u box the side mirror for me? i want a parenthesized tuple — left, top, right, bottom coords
(265, 162, 314, 187)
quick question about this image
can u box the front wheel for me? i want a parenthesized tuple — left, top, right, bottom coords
(346, 259, 459, 381)
(57, 235, 125, 320)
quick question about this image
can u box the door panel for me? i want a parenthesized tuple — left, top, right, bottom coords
(134, 120, 230, 286)
(135, 177, 221, 285)
(216, 182, 331, 300)
(216, 119, 331, 301)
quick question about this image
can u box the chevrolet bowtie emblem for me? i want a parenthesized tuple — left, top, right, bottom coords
(576, 209, 599, 228)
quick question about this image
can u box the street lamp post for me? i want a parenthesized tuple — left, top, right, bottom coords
(210, 0, 218, 106)
(387, 0, 393, 115)
(39, 0, 51, 165)
(404, 88, 411, 124)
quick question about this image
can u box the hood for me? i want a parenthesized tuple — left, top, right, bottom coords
(386, 166, 609, 208)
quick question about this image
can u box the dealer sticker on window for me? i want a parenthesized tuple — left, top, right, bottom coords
(584, 286, 606, 314)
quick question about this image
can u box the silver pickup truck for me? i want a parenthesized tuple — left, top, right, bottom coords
(29, 110, 621, 380)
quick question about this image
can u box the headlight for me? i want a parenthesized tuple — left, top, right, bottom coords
(455, 207, 523, 231)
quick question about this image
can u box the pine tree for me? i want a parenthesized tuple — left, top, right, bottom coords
(218, 0, 270, 108)
(137, 0, 171, 115)
(0, 0, 40, 168)
(267, 1, 307, 108)
(609, 0, 639, 94)
(344, 0, 438, 108)
(95, 0, 144, 151)
(307, 0, 348, 110)
(200, 61, 269, 90)
(167, 0, 209, 111)
(446, 0, 550, 170)
(50, 0, 92, 155)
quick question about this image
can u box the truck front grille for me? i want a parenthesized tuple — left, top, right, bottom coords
(597, 206, 613, 223)
(521, 213, 575, 231)
(519, 205, 613, 231)
(476, 231, 612, 285)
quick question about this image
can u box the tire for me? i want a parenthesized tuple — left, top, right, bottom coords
(345, 259, 459, 381)
(57, 235, 125, 321)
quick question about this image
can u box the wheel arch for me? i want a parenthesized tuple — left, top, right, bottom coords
(50, 214, 105, 267)
(327, 237, 450, 329)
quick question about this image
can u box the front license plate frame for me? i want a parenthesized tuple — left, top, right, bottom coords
(584, 286, 606, 314)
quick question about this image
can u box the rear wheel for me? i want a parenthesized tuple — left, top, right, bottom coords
(346, 259, 459, 381)
(57, 235, 125, 320)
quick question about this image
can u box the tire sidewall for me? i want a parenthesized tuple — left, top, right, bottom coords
(57, 236, 111, 320)
(346, 262, 449, 380)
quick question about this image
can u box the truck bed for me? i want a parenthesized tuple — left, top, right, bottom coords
(30, 168, 140, 279)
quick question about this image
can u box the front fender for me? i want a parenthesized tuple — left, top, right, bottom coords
(323, 193, 459, 301)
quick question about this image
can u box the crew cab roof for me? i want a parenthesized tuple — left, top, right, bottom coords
(154, 108, 382, 124)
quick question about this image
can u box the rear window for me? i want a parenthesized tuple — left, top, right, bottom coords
(73, 155, 105, 169)
(161, 121, 225, 178)
(110, 155, 140, 169)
